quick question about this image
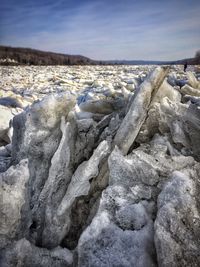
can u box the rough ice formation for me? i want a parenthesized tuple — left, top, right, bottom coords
(41, 140, 110, 248)
(76, 145, 158, 266)
(77, 133, 199, 266)
(0, 105, 14, 145)
(155, 171, 200, 267)
(1, 238, 73, 267)
(1, 65, 200, 266)
(0, 159, 30, 249)
(114, 66, 169, 154)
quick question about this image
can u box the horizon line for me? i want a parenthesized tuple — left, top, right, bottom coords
(0, 44, 197, 62)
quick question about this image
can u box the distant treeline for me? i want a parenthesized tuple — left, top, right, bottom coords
(172, 50, 200, 65)
(0, 46, 97, 65)
(0, 45, 199, 66)
(105, 50, 200, 65)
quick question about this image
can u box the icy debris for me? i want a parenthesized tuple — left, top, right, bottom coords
(1, 65, 200, 267)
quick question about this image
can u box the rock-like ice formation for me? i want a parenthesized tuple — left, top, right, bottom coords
(41, 140, 110, 248)
(114, 66, 169, 154)
(0, 105, 14, 145)
(1, 238, 73, 267)
(0, 159, 30, 249)
(155, 171, 200, 267)
(0, 65, 200, 267)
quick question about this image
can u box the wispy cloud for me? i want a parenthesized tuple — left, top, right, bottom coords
(0, 0, 200, 60)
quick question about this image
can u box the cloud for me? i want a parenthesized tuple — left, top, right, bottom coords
(0, 0, 200, 60)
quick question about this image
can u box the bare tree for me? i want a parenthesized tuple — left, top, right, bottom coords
(195, 50, 200, 58)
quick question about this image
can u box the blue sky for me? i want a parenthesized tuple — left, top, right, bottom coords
(0, 0, 200, 60)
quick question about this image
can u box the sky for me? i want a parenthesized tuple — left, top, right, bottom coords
(0, 0, 200, 60)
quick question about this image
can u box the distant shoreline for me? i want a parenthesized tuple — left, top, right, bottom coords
(0, 45, 199, 66)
